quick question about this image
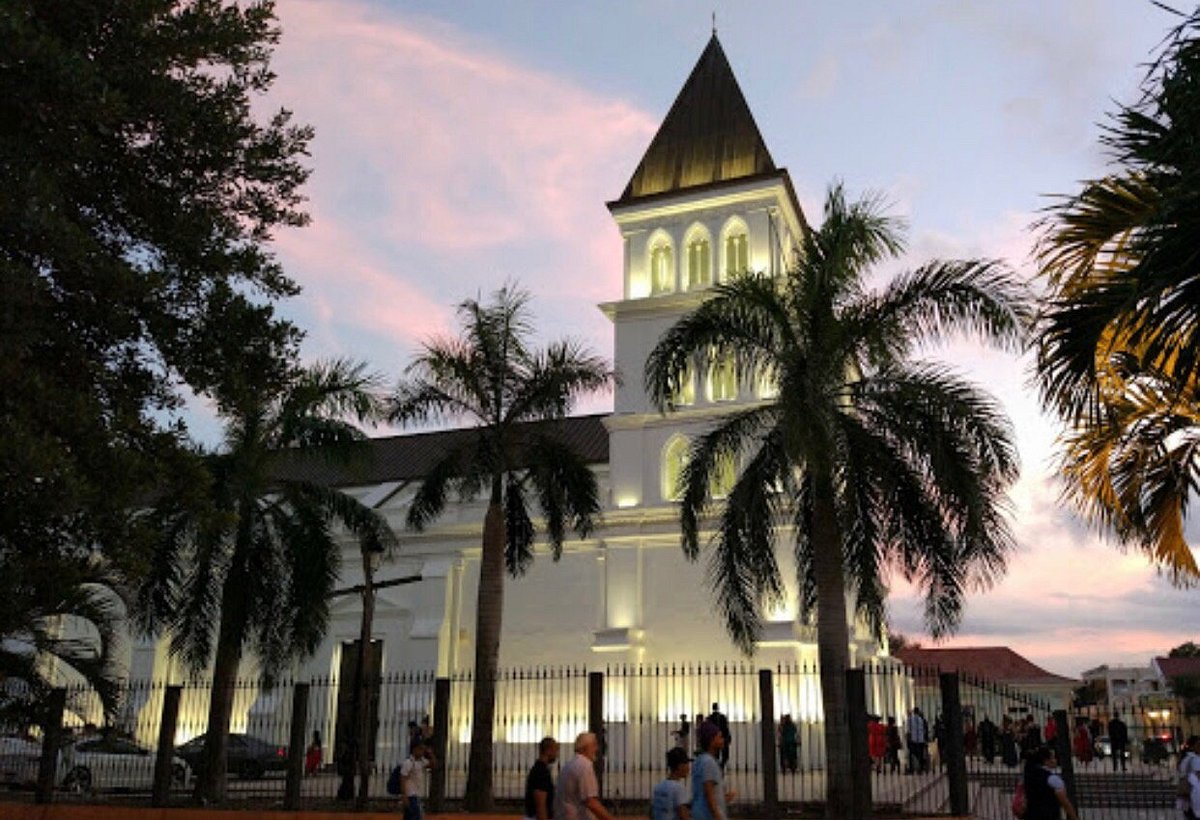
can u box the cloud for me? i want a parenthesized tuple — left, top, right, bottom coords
(264, 0, 657, 373)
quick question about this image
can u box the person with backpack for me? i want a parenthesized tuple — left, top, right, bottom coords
(651, 747, 692, 820)
(389, 738, 435, 820)
(1178, 735, 1200, 820)
(1019, 744, 1079, 820)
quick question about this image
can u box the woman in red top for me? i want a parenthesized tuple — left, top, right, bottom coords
(868, 716, 888, 774)
(1072, 720, 1093, 765)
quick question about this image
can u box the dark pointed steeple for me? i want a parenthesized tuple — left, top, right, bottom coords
(617, 34, 777, 203)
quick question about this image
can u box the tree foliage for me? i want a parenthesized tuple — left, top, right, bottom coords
(390, 284, 613, 810)
(0, 0, 311, 607)
(138, 359, 395, 803)
(1035, 7, 1200, 583)
(646, 183, 1031, 816)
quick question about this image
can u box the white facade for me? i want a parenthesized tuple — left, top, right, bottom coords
(121, 37, 894, 746)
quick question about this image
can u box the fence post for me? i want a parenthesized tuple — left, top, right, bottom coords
(939, 673, 969, 816)
(284, 682, 310, 810)
(844, 669, 871, 820)
(758, 669, 779, 818)
(152, 685, 183, 807)
(429, 677, 451, 812)
(1053, 709, 1076, 807)
(588, 670, 605, 795)
(35, 687, 66, 805)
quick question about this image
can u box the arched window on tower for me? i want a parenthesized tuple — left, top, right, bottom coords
(650, 239, 674, 295)
(686, 232, 711, 290)
(707, 353, 738, 402)
(662, 436, 690, 502)
(709, 453, 736, 500)
(724, 226, 749, 278)
(671, 361, 696, 407)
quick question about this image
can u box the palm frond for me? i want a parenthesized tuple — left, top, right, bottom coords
(504, 476, 535, 577)
(850, 260, 1032, 364)
(506, 338, 613, 424)
(678, 406, 779, 558)
(525, 433, 604, 558)
(645, 275, 794, 412)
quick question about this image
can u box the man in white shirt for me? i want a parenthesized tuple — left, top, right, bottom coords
(400, 739, 436, 820)
(555, 733, 613, 820)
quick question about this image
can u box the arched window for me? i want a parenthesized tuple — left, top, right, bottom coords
(707, 353, 738, 402)
(724, 224, 749, 278)
(709, 453, 736, 499)
(650, 239, 674, 295)
(662, 436, 690, 501)
(756, 366, 780, 400)
(672, 362, 696, 407)
(686, 232, 711, 290)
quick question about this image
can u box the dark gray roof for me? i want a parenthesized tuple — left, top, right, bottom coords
(616, 34, 777, 204)
(274, 414, 610, 489)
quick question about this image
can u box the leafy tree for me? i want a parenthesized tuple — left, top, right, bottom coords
(390, 286, 613, 810)
(0, 0, 312, 623)
(1169, 641, 1200, 658)
(0, 549, 124, 728)
(1035, 7, 1200, 583)
(137, 360, 395, 804)
(645, 184, 1030, 818)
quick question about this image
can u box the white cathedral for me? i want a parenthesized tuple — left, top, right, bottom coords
(128, 35, 892, 730)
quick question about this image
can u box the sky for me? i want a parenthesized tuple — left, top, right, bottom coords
(217, 0, 1199, 678)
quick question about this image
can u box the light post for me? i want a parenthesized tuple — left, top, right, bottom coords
(330, 559, 423, 807)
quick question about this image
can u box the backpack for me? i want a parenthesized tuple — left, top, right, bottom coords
(386, 763, 403, 796)
(1011, 781, 1027, 819)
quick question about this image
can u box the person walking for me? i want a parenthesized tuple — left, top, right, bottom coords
(906, 707, 929, 774)
(651, 747, 692, 820)
(673, 715, 691, 751)
(778, 714, 799, 774)
(1022, 744, 1080, 820)
(1109, 711, 1129, 773)
(524, 737, 559, 820)
(708, 704, 731, 770)
(1001, 718, 1020, 768)
(305, 730, 322, 776)
(1177, 735, 1200, 820)
(979, 715, 997, 764)
(691, 722, 734, 820)
(1072, 719, 1093, 767)
(399, 738, 436, 820)
(885, 717, 903, 774)
(556, 733, 613, 820)
(868, 715, 887, 774)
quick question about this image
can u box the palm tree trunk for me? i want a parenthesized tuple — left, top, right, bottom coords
(811, 489, 860, 820)
(195, 587, 244, 805)
(463, 498, 506, 811)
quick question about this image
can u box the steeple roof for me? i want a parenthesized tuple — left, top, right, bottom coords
(617, 34, 777, 204)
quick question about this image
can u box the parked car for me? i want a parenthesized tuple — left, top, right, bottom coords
(175, 733, 289, 779)
(60, 735, 190, 793)
(0, 735, 42, 788)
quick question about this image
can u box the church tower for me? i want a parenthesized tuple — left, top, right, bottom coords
(602, 34, 806, 517)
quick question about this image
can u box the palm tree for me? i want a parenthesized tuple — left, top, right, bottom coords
(0, 549, 123, 728)
(645, 184, 1031, 818)
(1035, 8, 1200, 583)
(389, 285, 612, 811)
(135, 359, 396, 804)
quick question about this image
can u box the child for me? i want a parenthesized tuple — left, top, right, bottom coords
(691, 721, 734, 820)
(400, 738, 436, 820)
(651, 747, 692, 820)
